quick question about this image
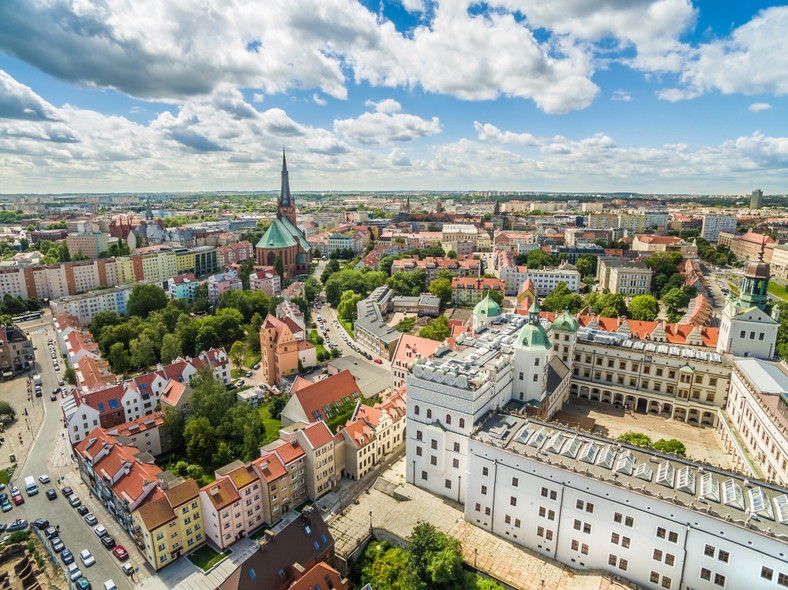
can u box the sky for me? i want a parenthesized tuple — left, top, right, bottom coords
(0, 0, 787, 195)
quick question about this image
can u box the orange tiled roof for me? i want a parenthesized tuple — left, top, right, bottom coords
(270, 439, 305, 465)
(227, 465, 259, 490)
(291, 370, 360, 423)
(301, 421, 334, 449)
(136, 495, 175, 531)
(252, 454, 287, 483)
(201, 477, 240, 510)
(163, 479, 200, 508)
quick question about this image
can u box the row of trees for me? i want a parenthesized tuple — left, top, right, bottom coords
(617, 431, 687, 456)
(88, 285, 278, 375)
(0, 293, 42, 316)
(695, 237, 740, 267)
(354, 522, 502, 590)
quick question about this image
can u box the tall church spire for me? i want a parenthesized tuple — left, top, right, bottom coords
(277, 147, 296, 226)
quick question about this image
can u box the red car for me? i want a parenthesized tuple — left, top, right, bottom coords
(374, 358, 383, 364)
(112, 546, 128, 561)
(11, 494, 24, 506)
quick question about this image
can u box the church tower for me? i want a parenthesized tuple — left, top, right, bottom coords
(277, 148, 296, 227)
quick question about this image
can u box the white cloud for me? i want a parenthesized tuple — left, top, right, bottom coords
(312, 93, 328, 106)
(335, 110, 441, 145)
(389, 148, 412, 166)
(365, 99, 402, 114)
(0, 69, 60, 121)
(399, 0, 425, 13)
(474, 122, 539, 146)
(611, 89, 632, 102)
(749, 102, 773, 113)
(659, 7, 788, 101)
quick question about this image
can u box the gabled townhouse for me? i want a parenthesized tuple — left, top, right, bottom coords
(391, 334, 443, 391)
(132, 479, 204, 570)
(259, 314, 300, 386)
(259, 439, 308, 518)
(279, 421, 337, 499)
(64, 330, 102, 367)
(200, 461, 265, 550)
(75, 356, 116, 392)
(75, 427, 162, 534)
(159, 379, 192, 414)
(340, 391, 406, 480)
(106, 411, 167, 456)
(249, 267, 281, 296)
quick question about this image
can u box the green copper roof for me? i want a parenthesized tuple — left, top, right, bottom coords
(515, 322, 552, 351)
(257, 219, 298, 249)
(280, 216, 310, 251)
(552, 310, 579, 333)
(474, 293, 501, 318)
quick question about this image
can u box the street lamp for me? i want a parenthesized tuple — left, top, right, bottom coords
(369, 510, 373, 535)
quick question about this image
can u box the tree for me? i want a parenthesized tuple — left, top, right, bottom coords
(304, 276, 322, 302)
(653, 438, 687, 456)
(230, 341, 247, 370)
(628, 295, 659, 321)
(274, 254, 285, 279)
(238, 258, 256, 290)
(428, 277, 452, 306)
(541, 282, 585, 313)
(160, 333, 182, 364)
(195, 323, 220, 353)
(64, 366, 77, 385)
(446, 250, 458, 259)
(330, 346, 342, 358)
(269, 395, 287, 419)
(129, 334, 157, 369)
(88, 311, 122, 339)
(420, 315, 450, 341)
(338, 290, 363, 321)
(663, 287, 690, 314)
(162, 407, 185, 450)
(618, 431, 652, 447)
(0, 400, 16, 424)
(184, 416, 216, 465)
(127, 284, 168, 318)
(488, 289, 504, 306)
(107, 341, 130, 374)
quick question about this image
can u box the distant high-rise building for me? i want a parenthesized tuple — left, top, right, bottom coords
(750, 188, 763, 209)
(701, 215, 738, 243)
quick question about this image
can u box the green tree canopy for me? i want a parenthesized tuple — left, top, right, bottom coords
(653, 438, 687, 456)
(127, 284, 168, 318)
(428, 277, 453, 306)
(618, 431, 652, 447)
(420, 315, 450, 341)
(628, 295, 659, 321)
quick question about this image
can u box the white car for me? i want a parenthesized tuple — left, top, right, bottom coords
(67, 563, 83, 581)
(94, 524, 107, 538)
(38, 474, 50, 484)
(103, 580, 118, 590)
(80, 549, 96, 567)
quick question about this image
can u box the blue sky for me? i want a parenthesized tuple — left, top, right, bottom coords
(0, 0, 786, 194)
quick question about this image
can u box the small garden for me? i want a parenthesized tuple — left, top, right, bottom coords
(617, 431, 687, 456)
(187, 545, 230, 571)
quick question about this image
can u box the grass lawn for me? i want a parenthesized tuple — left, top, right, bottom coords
(339, 318, 355, 338)
(231, 368, 245, 379)
(258, 401, 282, 443)
(0, 465, 15, 485)
(244, 350, 261, 369)
(768, 281, 788, 302)
(308, 329, 329, 358)
(187, 545, 230, 572)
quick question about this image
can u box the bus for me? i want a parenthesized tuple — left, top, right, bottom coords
(12, 311, 43, 323)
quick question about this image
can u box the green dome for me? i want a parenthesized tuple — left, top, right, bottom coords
(515, 322, 552, 351)
(552, 310, 579, 333)
(474, 293, 501, 318)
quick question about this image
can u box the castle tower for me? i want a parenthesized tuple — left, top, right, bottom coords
(472, 293, 501, 333)
(550, 310, 579, 366)
(277, 148, 296, 227)
(739, 246, 770, 312)
(512, 299, 551, 405)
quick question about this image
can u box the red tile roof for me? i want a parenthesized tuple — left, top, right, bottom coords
(289, 562, 347, 590)
(290, 370, 361, 423)
(252, 454, 287, 483)
(201, 477, 240, 510)
(301, 421, 334, 449)
(269, 439, 305, 465)
(160, 379, 187, 406)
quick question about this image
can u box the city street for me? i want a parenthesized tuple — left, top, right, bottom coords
(3, 312, 138, 590)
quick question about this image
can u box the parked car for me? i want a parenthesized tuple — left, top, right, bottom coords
(245, 371, 252, 377)
(61, 549, 75, 565)
(80, 549, 96, 567)
(45, 489, 57, 501)
(44, 526, 58, 539)
(121, 563, 134, 576)
(7, 519, 28, 532)
(61, 486, 73, 497)
(253, 363, 260, 370)
(67, 563, 83, 581)
(112, 545, 128, 560)
(39, 474, 50, 484)
(0, 497, 12, 512)
(103, 580, 117, 590)
(51, 537, 65, 553)
(101, 535, 116, 549)
(77, 505, 89, 516)
(75, 577, 92, 590)
(84, 513, 98, 526)
(11, 494, 24, 506)
(32, 518, 49, 530)
(374, 358, 383, 364)
(94, 525, 108, 538)
(69, 495, 82, 508)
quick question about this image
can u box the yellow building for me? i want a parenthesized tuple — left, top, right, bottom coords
(132, 479, 205, 570)
(176, 251, 196, 274)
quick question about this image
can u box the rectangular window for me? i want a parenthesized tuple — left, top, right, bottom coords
(657, 527, 666, 539)
(665, 553, 675, 567)
(416, 447, 422, 456)
(718, 550, 729, 563)
(581, 543, 588, 555)
(484, 507, 491, 516)
(668, 531, 678, 543)
(654, 549, 663, 561)
(777, 573, 788, 587)
(586, 503, 594, 513)
(661, 576, 672, 589)
(421, 471, 427, 480)
(583, 523, 591, 534)
(760, 567, 773, 581)
(510, 496, 517, 507)
(574, 519, 581, 531)
(576, 499, 584, 510)
(700, 568, 711, 581)
(621, 536, 630, 549)
(614, 512, 622, 524)
(453, 442, 460, 452)
(452, 458, 459, 468)
(650, 572, 660, 584)
(512, 477, 519, 487)
(608, 554, 617, 567)
(475, 503, 481, 512)
(625, 516, 634, 527)
(545, 530, 553, 541)
(714, 573, 726, 587)
(619, 559, 628, 571)
(537, 526, 544, 537)
(430, 456, 437, 466)
(539, 507, 546, 517)
(504, 515, 511, 524)
(481, 485, 487, 495)
(571, 539, 579, 551)
(514, 519, 521, 528)
(445, 479, 451, 489)
(483, 467, 489, 476)
(611, 532, 619, 545)
(431, 439, 438, 450)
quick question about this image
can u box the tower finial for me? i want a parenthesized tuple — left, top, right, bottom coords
(282, 146, 287, 171)
(758, 237, 765, 262)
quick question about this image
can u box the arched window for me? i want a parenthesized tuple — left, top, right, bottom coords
(427, 409, 432, 419)
(414, 405, 420, 416)
(446, 414, 452, 425)
(459, 418, 465, 429)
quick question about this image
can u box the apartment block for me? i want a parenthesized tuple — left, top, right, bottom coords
(66, 233, 109, 259)
(701, 215, 738, 243)
(451, 277, 506, 306)
(596, 256, 653, 296)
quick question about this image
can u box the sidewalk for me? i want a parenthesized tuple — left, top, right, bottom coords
(0, 375, 46, 475)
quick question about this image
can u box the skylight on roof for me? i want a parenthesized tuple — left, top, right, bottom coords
(561, 437, 582, 459)
(596, 446, 616, 470)
(516, 425, 531, 444)
(528, 429, 547, 449)
(748, 487, 774, 520)
(547, 432, 567, 454)
(722, 479, 745, 510)
(656, 462, 675, 488)
(774, 495, 788, 524)
(580, 442, 599, 464)
(699, 473, 720, 502)
(634, 463, 653, 482)
(614, 451, 635, 476)
(676, 466, 696, 495)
